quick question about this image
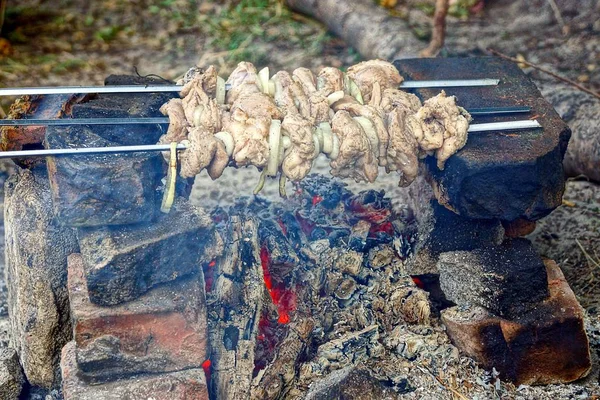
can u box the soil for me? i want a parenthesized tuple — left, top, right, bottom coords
(0, 0, 598, 399)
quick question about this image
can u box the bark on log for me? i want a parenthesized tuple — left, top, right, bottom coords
(285, 0, 422, 60)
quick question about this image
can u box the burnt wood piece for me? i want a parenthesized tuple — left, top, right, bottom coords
(45, 126, 163, 227)
(61, 342, 209, 400)
(442, 259, 591, 385)
(67, 253, 208, 383)
(209, 216, 265, 400)
(438, 238, 549, 319)
(0, 94, 82, 168)
(394, 57, 571, 222)
(77, 197, 214, 306)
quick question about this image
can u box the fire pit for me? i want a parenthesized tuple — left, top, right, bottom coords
(0, 57, 591, 399)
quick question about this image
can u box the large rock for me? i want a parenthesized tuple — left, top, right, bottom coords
(438, 238, 549, 319)
(394, 57, 571, 222)
(67, 253, 208, 383)
(61, 341, 209, 400)
(45, 125, 163, 227)
(77, 197, 214, 306)
(0, 348, 25, 400)
(4, 167, 79, 389)
(441, 259, 591, 385)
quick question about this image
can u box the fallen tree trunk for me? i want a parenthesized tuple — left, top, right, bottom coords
(285, 0, 423, 60)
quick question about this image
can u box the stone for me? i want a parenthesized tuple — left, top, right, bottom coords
(408, 199, 504, 275)
(0, 348, 25, 400)
(77, 197, 214, 306)
(61, 341, 209, 400)
(67, 253, 208, 383)
(395, 57, 571, 221)
(441, 259, 591, 385)
(304, 366, 400, 400)
(70, 75, 176, 146)
(4, 167, 79, 389)
(438, 238, 549, 319)
(45, 125, 163, 227)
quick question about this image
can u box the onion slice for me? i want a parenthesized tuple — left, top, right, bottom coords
(282, 135, 291, 149)
(267, 120, 282, 176)
(329, 133, 340, 160)
(160, 142, 178, 214)
(216, 76, 226, 104)
(214, 131, 234, 157)
(353, 116, 379, 157)
(258, 67, 270, 95)
(327, 90, 345, 105)
(319, 122, 333, 154)
(348, 79, 363, 104)
(192, 105, 204, 127)
(312, 133, 321, 159)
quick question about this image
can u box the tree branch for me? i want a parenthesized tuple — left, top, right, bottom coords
(420, 0, 450, 57)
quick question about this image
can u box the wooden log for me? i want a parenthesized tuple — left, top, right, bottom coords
(285, 0, 422, 60)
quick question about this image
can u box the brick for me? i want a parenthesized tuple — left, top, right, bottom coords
(67, 253, 208, 383)
(441, 259, 591, 385)
(61, 342, 209, 400)
(77, 197, 213, 306)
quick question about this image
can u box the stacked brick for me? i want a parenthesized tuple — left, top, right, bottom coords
(3, 76, 215, 398)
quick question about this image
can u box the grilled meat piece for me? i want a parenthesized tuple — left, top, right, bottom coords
(226, 62, 262, 104)
(407, 91, 471, 170)
(346, 60, 403, 104)
(281, 114, 315, 181)
(330, 110, 378, 183)
(180, 126, 228, 178)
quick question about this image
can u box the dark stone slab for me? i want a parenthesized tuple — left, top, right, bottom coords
(442, 259, 591, 385)
(394, 57, 571, 222)
(45, 125, 163, 227)
(77, 197, 214, 306)
(70, 75, 175, 146)
(438, 238, 549, 319)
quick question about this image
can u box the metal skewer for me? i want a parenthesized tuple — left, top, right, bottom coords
(0, 120, 541, 159)
(0, 78, 500, 97)
(0, 106, 531, 127)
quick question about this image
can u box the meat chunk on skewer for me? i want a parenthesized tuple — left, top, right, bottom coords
(293, 68, 331, 124)
(386, 106, 419, 186)
(330, 110, 378, 183)
(281, 114, 315, 181)
(226, 62, 262, 104)
(346, 60, 403, 104)
(159, 98, 188, 143)
(407, 91, 472, 170)
(179, 127, 228, 179)
(272, 71, 311, 119)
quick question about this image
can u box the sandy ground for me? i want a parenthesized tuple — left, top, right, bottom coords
(0, 0, 598, 398)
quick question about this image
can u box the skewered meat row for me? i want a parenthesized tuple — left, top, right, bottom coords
(158, 60, 472, 188)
